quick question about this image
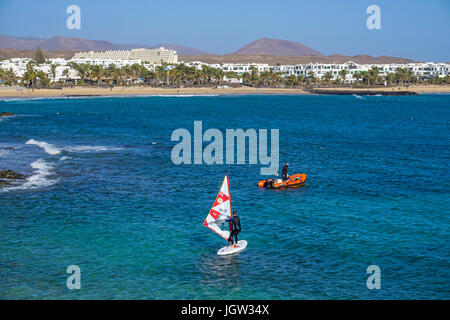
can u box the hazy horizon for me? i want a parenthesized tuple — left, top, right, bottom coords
(0, 0, 449, 61)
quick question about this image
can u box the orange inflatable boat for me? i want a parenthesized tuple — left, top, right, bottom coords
(258, 173, 307, 190)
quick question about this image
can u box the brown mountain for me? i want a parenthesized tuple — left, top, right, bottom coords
(180, 54, 416, 65)
(0, 34, 117, 51)
(0, 34, 41, 50)
(0, 34, 209, 55)
(40, 36, 116, 51)
(0, 34, 417, 63)
(234, 38, 323, 56)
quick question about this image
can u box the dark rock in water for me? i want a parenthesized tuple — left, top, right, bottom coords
(0, 180, 11, 187)
(0, 170, 26, 180)
(0, 112, 14, 117)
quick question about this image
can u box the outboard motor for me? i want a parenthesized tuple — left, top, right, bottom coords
(266, 178, 274, 189)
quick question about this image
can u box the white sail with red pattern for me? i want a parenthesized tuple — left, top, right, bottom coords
(203, 175, 232, 240)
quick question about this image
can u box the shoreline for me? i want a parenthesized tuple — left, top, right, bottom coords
(0, 85, 449, 98)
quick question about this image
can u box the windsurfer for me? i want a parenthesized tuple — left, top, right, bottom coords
(226, 211, 241, 247)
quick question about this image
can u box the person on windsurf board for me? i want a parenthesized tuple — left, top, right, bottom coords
(226, 211, 241, 247)
(204, 175, 247, 255)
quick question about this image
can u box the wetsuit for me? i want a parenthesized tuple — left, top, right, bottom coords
(226, 216, 241, 245)
(282, 164, 289, 181)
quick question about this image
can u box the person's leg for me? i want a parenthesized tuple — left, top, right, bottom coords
(229, 230, 235, 245)
(234, 230, 240, 247)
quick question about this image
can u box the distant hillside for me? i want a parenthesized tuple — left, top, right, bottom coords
(234, 38, 323, 56)
(0, 34, 209, 55)
(0, 34, 116, 51)
(39, 36, 116, 51)
(0, 34, 41, 50)
(0, 48, 78, 60)
(180, 54, 416, 65)
(0, 34, 418, 64)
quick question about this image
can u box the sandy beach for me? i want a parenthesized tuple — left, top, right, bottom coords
(0, 86, 307, 98)
(0, 85, 449, 98)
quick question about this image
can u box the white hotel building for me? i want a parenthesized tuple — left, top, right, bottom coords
(73, 47, 178, 64)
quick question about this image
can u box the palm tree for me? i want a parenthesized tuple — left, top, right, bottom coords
(385, 72, 395, 86)
(306, 71, 316, 87)
(394, 67, 410, 86)
(23, 61, 37, 87)
(338, 69, 348, 84)
(353, 71, 362, 84)
(92, 65, 105, 86)
(214, 67, 225, 86)
(36, 70, 50, 87)
(284, 74, 299, 86)
(141, 67, 156, 85)
(50, 64, 58, 86)
(241, 72, 251, 85)
(359, 71, 369, 85)
(69, 62, 89, 85)
(61, 68, 70, 86)
(323, 71, 333, 85)
(368, 67, 380, 85)
(249, 66, 260, 87)
(155, 64, 167, 86)
(224, 71, 238, 85)
(260, 70, 271, 86)
(0, 68, 17, 86)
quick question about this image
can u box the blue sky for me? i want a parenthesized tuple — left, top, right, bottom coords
(0, 0, 449, 61)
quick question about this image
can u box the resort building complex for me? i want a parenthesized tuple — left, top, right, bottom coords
(73, 47, 178, 64)
(0, 48, 449, 85)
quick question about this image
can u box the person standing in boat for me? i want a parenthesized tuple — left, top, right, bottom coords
(282, 162, 289, 181)
(226, 211, 241, 247)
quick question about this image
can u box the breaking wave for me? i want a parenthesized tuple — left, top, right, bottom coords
(2, 159, 58, 191)
(25, 139, 123, 155)
(25, 139, 61, 155)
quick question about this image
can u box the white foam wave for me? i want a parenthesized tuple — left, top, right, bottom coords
(25, 139, 61, 155)
(25, 139, 123, 156)
(64, 145, 123, 153)
(59, 156, 72, 161)
(2, 159, 58, 191)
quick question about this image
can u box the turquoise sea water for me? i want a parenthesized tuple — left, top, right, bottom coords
(0, 94, 449, 299)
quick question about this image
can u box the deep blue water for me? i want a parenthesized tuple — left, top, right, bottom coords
(0, 94, 449, 299)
